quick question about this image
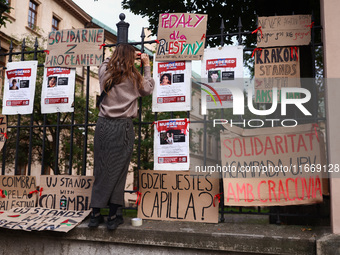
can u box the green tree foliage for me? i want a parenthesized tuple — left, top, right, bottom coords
(122, 0, 257, 47)
(0, 0, 12, 28)
(2, 37, 99, 175)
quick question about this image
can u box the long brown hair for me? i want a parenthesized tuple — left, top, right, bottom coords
(104, 44, 143, 92)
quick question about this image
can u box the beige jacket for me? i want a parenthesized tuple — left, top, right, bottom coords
(98, 58, 155, 118)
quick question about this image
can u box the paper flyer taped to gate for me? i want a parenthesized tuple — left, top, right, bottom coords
(152, 58, 192, 112)
(41, 67, 76, 114)
(2, 61, 38, 115)
(200, 46, 243, 112)
(154, 119, 190, 171)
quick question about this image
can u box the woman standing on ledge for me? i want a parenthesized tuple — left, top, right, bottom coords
(89, 44, 154, 230)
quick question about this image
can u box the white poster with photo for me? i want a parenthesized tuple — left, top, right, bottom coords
(152, 58, 192, 112)
(2, 61, 38, 115)
(200, 46, 243, 113)
(154, 118, 190, 171)
(41, 67, 75, 114)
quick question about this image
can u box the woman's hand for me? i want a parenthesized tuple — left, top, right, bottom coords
(140, 53, 150, 67)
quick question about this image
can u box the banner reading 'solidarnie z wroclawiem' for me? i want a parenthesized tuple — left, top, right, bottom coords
(45, 28, 104, 68)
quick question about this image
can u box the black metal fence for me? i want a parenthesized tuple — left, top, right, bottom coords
(0, 13, 328, 224)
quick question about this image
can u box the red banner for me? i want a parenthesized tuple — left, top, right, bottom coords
(158, 156, 188, 164)
(207, 95, 233, 102)
(6, 69, 31, 79)
(155, 119, 189, 133)
(158, 61, 186, 73)
(46, 67, 71, 76)
(44, 98, 69, 104)
(157, 96, 185, 103)
(206, 58, 236, 70)
(6, 100, 29, 106)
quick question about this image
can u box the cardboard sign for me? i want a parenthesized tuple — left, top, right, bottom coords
(152, 59, 192, 112)
(0, 115, 7, 152)
(0, 207, 91, 232)
(39, 175, 94, 211)
(0, 176, 37, 211)
(2, 61, 38, 115)
(220, 124, 325, 206)
(137, 170, 219, 223)
(257, 15, 312, 47)
(254, 47, 300, 103)
(156, 13, 208, 61)
(45, 28, 104, 67)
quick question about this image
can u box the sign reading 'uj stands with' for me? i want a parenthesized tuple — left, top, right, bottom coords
(45, 28, 104, 68)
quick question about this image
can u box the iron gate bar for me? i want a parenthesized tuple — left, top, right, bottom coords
(1, 116, 7, 175)
(54, 112, 61, 175)
(136, 28, 145, 173)
(27, 37, 39, 176)
(40, 114, 47, 175)
(68, 112, 75, 175)
(82, 66, 91, 176)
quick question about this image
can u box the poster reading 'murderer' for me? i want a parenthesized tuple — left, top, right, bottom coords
(154, 119, 190, 171)
(2, 61, 38, 115)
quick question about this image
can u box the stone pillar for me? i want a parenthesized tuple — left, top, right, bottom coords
(116, 13, 130, 44)
(320, 0, 340, 234)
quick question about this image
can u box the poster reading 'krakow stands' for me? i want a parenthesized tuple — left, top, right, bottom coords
(200, 46, 243, 113)
(2, 61, 38, 115)
(254, 47, 300, 103)
(152, 59, 192, 112)
(154, 119, 190, 171)
(156, 13, 208, 61)
(41, 67, 76, 114)
(45, 28, 104, 68)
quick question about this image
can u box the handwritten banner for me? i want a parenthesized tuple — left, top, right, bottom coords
(0, 207, 91, 232)
(45, 28, 104, 67)
(39, 175, 94, 211)
(138, 170, 219, 223)
(257, 15, 312, 47)
(0, 176, 37, 211)
(220, 124, 325, 206)
(254, 47, 300, 103)
(156, 13, 208, 61)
